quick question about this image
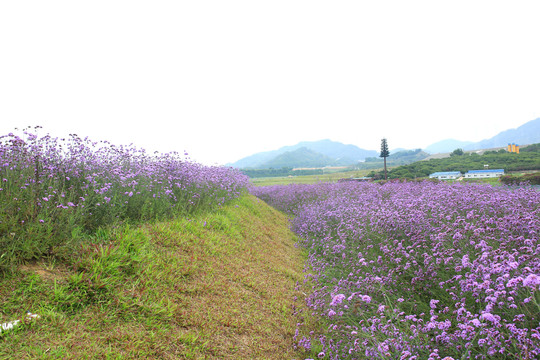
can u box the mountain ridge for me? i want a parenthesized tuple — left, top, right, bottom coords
(426, 117, 540, 153)
(229, 139, 378, 169)
(229, 117, 540, 169)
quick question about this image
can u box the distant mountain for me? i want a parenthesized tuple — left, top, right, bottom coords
(424, 139, 474, 154)
(364, 149, 430, 165)
(464, 117, 540, 150)
(261, 147, 336, 168)
(228, 150, 280, 169)
(424, 117, 540, 154)
(231, 118, 540, 169)
(229, 139, 378, 169)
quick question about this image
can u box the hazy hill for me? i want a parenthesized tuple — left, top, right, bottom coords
(230, 118, 540, 169)
(464, 117, 540, 150)
(364, 149, 430, 165)
(261, 147, 337, 168)
(229, 139, 378, 169)
(425, 117, 540, 153)
(424, 139, 474, 154)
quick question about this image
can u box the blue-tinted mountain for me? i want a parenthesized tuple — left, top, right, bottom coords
(260, 147, 337, 168)
(364, 149, 430, 165)
(463, 117, 540, 150)
(230, 118, 540, 169)
(425, 118, 540, 154)
(424, 139, 475, 154)
(229, 139, 378, 169)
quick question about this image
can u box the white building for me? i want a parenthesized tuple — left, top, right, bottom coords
(464, 169, 505, 178)
(429, 171, 462, 180)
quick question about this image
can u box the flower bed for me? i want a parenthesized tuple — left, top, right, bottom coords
(0, 127, 249, 269)
(253, 181, 540, 359)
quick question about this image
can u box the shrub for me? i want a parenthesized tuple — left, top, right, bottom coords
(500, 173, 540, 185)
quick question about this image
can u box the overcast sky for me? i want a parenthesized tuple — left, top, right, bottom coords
(1, 1, 539, 165)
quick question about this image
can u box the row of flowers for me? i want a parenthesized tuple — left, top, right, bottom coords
(0, 127, 249, 268)
(253, 181, 540, 359)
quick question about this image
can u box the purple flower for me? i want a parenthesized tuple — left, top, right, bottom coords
(330, 294, 346, 306)
(523, 274, 540, 288)
(480, 313, 496, 322)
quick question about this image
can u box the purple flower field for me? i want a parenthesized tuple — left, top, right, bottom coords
(253, 181, 540, 359)
(0, 127, 249, 269)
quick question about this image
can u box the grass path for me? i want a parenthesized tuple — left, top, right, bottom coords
(0, 194, 310, 359)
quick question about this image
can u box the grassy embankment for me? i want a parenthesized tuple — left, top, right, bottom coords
(0, 129, 316, 359)
(0, 194, 310, 359)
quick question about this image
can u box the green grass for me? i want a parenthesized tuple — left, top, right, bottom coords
(0, 194, 314, 359)
(251, 169, 374, 186)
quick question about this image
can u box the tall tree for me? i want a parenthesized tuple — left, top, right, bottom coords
(380, 138, 390, 180)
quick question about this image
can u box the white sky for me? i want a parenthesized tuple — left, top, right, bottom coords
(1, 1, 539, 165)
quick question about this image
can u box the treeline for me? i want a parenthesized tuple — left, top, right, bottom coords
(500, 173, 540, 185)
(241, 167, 324, 178)
(368, 144, 540, 180)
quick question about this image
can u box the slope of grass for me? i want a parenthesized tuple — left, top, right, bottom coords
(0, 194, 310, 359)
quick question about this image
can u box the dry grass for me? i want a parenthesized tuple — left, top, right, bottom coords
(0, 195, 312, 359)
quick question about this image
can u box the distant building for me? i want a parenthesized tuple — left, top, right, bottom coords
(464, 169, 505, 178)
(507, 143, 520, 153)
(429, 171, 462, 180)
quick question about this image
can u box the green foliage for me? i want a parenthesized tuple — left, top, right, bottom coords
(450, 148, 464, 156)
(521, 143, 540, 152)
(379, 138, 390, 158)
(500, 173, 540, 185)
